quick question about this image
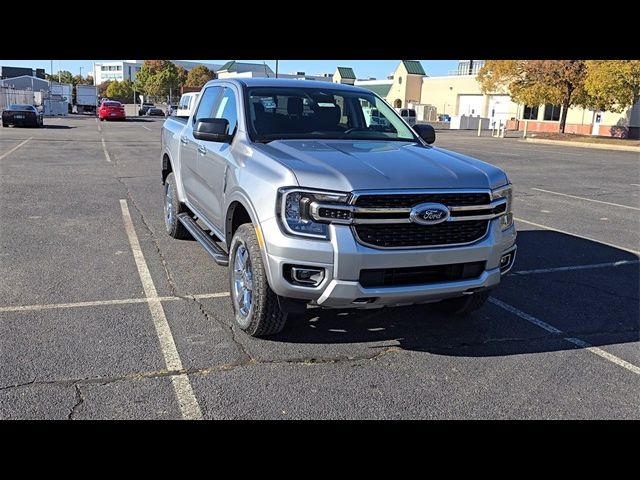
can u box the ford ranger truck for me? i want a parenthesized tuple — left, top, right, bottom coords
(161, 79, 516, 337)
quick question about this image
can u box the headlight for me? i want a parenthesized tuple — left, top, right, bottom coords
(492, 184, 513, 230)
(277, 188, 350, 239)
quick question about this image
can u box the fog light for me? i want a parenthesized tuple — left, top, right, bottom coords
(291, 267, 325, 286)
(500, 253, 513, 273)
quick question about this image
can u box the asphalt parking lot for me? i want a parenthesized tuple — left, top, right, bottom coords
(1, 116, 638, 419)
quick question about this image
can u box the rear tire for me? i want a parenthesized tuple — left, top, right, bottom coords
(435, 289, 491, 315)
(163, 173, 191, 240)
(2, 123, 7, 127)
(229, 224, 287, 337)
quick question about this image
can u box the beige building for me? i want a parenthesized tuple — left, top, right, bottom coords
(420, 61, 640, 137)
(385, 60, 425, 109)
(333, 67, 356, 85)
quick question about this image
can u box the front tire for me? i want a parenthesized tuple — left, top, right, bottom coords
(435, 289, 491, 315)
(229, 224, 287, 337)
(163, 173, 191, 239)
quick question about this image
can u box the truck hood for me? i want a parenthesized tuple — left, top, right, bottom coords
(253, 140, 508, 192)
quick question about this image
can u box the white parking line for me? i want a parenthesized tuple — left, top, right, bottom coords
(514, 217, 640, 256)
(0, 137, 32, 160)
(513, 260, 639, 275)
(531, 187, 640, 211)
(141, 125, 151, 131)
(631, 184, 640, 187)
(119, 199, 203, 420)
(101, 138, 111, 162)
(0, 292, 230, 313)
(489, 297, 640, 376)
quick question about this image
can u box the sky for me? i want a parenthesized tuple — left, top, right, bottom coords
(0, 60, 459, 79)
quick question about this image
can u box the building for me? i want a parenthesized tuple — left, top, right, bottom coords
(93, 60, 222, 85)
(216, 61, 275, 79)
(356, 61, 426, 109)
(0, 66, 46, 80)
(421, 60, 640, 137)
(0, 75, 50, 92)
(333, 67, 356, 85)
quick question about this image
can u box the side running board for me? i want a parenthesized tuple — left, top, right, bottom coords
(177, 213, 229, 266)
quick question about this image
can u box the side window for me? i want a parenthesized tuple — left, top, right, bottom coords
(193, 87, 222, 123)
(213, 88, 238, 135)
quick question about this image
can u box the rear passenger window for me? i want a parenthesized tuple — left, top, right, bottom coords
(193, 87, 222, 123)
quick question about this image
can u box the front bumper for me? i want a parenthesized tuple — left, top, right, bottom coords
(260, 216, 516, 309)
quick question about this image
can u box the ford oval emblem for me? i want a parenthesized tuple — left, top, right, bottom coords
(409, 203, 450, 225)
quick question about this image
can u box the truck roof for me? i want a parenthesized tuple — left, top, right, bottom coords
(203, 77, 373, 94)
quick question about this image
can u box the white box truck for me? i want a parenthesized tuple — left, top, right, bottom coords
(76, 85, 98, 114)
(50, 83, 72, 114)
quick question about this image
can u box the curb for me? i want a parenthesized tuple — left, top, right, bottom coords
(521, 137, 640, 153)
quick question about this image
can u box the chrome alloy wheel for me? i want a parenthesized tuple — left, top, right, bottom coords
(164, 183, 173, 230)
(232, 243, 253, 318)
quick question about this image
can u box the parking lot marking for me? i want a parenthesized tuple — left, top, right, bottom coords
(141, 125, 151, 131)
(101, 138, 111, 162)
(489, 298, 640, 376)
(513, 259, 639, 275)
(0, 292, 231, 314)
(119, 199, 203, 420)
(631, 184, 640, 187)
(0, 137, 32, 160)
(531, 187, 640, 211)
(514, 217, 640, 256)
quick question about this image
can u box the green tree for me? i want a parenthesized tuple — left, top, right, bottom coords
(185, 65, 215, 88)
(47, 70, 74, 84)
(72, 74, 93, 86)
(97, 80, 112, 97)
(478, 60, 589, 133)
(106, 80, 135, 103)
(134, 60, 181, 97)
(584, 60, 640, 113)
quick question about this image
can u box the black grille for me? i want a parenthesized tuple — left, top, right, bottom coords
(360, 261, 486, 288)
(355, 220, 488, 248)
(354, 192, 490, 208)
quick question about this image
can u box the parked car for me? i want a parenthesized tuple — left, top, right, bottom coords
(161, 79, 516, 337)
(138, 102, 155, 116)
(98, 101, 126, 121)
(2, 104, 43, 127)
(147, 108, 165, 117)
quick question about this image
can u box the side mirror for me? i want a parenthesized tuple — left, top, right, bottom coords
(193, 118, 231, 143)
(413, 124, 436, 144)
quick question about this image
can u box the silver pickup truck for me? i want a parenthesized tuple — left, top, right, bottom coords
(161, 78, 516, 337)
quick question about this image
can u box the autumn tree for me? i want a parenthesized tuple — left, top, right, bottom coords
(584, 60, 640, 112)
(185, 65, 215, 88)
(106, 80, 135, 103)
(97, 80, 112, 97)
(134, 60, 184, 98)
(478, 60, 589, 133)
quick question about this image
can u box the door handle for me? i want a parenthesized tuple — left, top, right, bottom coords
(180, 135, 188, 145)
(197, 144, 207, 155)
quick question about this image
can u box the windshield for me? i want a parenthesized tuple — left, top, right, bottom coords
(8, 104, 35, 111)
(245, 86, 418, 143)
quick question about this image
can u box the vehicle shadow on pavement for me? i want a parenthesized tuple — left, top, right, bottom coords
(42, 125, 75, 129)
(268, 230, 639, 357)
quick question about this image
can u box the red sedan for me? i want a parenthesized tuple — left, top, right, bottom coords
(98, 101, 126, 121)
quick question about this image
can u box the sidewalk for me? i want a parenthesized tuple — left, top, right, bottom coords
(521, 137, 640, 153)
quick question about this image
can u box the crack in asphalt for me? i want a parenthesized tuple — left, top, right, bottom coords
(111, 172, 180, 297)
(0, 346, 403, 393)
(68, 384, 84, 420)
(190, 297, 255, 364)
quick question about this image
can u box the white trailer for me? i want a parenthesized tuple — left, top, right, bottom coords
(50, 83, 72, 114)
(76, 84, 98, 114)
